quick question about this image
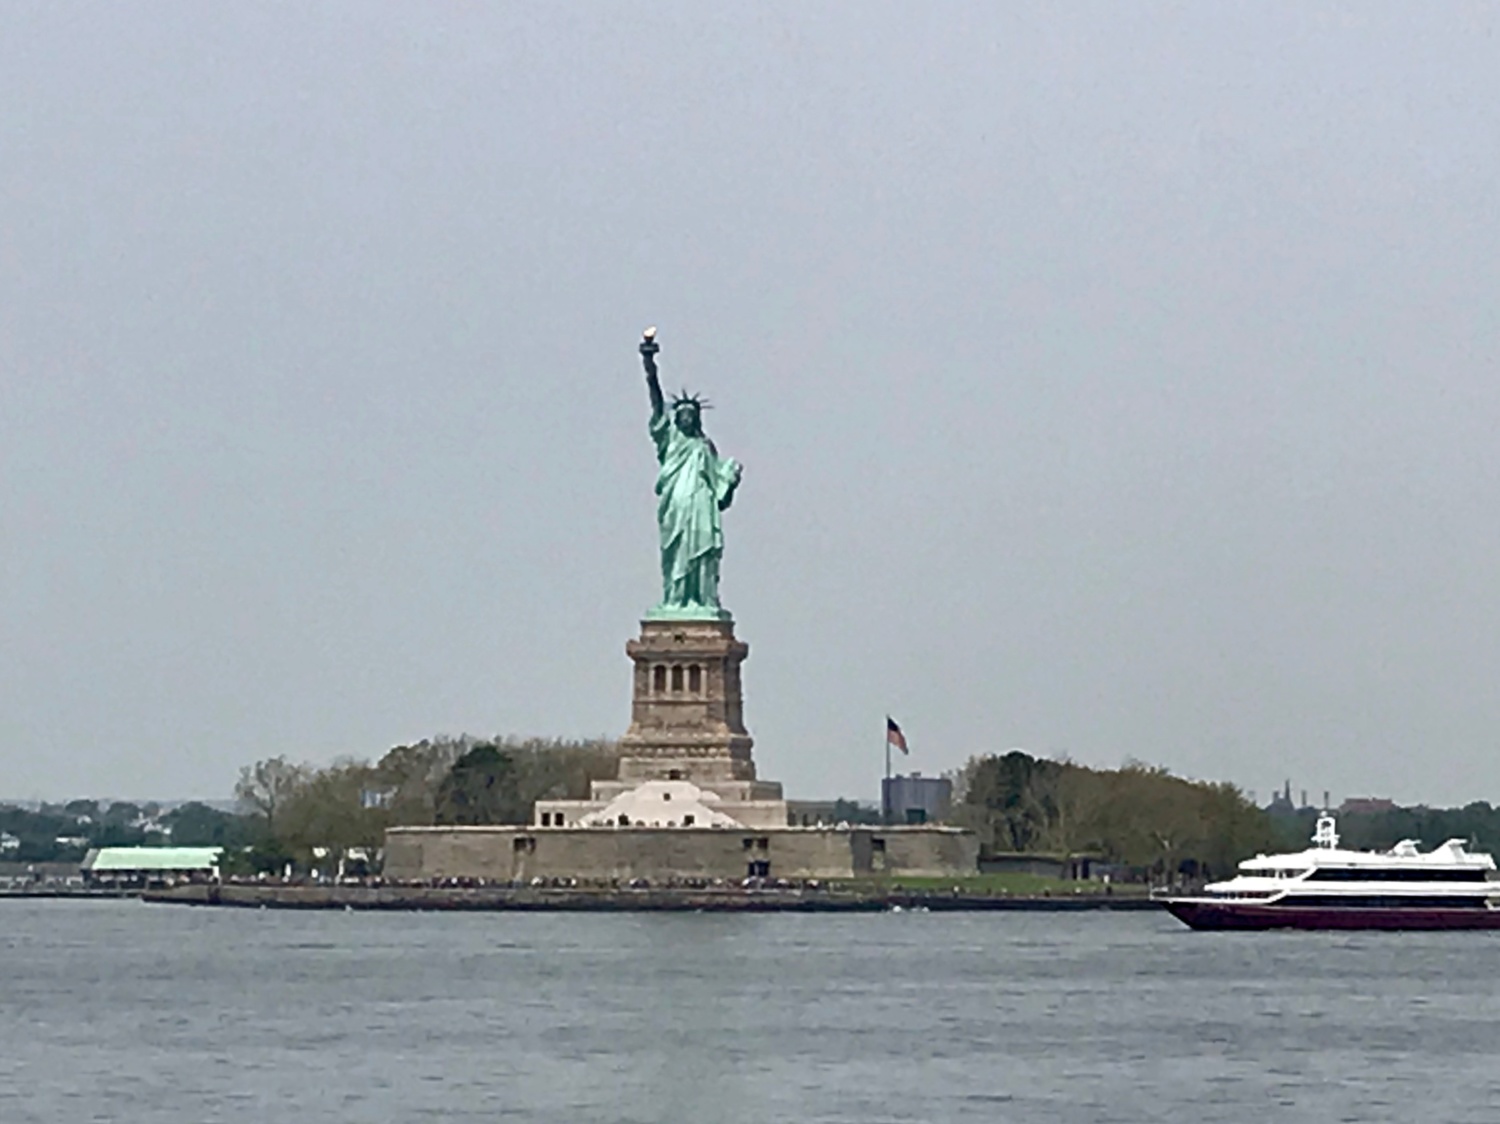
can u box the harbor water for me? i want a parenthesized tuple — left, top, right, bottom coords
(2, 899, 1496, 1122)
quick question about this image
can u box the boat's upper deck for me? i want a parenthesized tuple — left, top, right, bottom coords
(1239, 841, 1495, 878)
(1195, 815, 1499, 897)
(1239, 813, 1494, 875)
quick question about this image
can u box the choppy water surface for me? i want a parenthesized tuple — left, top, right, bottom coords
(2, 900, 1497, 1123)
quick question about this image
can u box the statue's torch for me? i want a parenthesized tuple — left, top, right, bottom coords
(639, 326, 659, 379)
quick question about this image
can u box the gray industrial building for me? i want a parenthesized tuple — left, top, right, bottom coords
(881, 773, 952, 825)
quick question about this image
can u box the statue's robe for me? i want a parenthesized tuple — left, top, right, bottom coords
(650, 410, 740, 610)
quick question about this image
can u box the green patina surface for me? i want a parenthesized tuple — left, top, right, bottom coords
(639, 331, 741, 621)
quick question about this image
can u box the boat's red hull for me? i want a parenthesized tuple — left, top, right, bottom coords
(1163, 899, 1500, 931)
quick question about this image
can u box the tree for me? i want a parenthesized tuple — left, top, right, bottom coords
(416, 736, 616, 826)
(372, 739, 469, 826)
(64, 799, 99, 821)
(1, 804, 86, 861)
(1193, 781, 1273, 878)
(435, 744, 527, 825)
(234, 757, 310, 838)
(505, 736, 618, 808)
(954, 751, 1065, 852)
(163, 801, 255, 847)
(1036, 763, 1111, 855)
(102, 801, 142, 825)
(277, 758, 388, 859)
(954, 749, 1272, 878)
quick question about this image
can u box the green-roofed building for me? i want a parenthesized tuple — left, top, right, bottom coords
(81, 846, 222, 886)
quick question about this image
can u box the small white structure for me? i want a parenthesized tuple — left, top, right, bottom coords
(81, 846, 222, 885)
(537, 775, 791, 829)
(571, 780, 740, 829)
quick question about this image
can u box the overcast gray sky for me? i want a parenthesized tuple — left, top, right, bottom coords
(3, 3, 1499, 806)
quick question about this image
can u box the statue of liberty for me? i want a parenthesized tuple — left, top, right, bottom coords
(638, 328, 742, 620)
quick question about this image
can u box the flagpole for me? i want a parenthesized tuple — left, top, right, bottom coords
(883, 716, 892, 826)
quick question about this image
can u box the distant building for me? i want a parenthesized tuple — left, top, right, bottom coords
(1266, 780, 1295, 815)
(881, 773, 952, 825)
(1339, 797, 1397, 816)
(785, 800, 839, 827)
(1266, 780, 1323, 816)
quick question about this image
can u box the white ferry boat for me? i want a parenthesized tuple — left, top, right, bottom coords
(1161, 813, 1500, 930)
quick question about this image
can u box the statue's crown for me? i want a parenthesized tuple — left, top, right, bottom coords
(670, 390, 711, 412)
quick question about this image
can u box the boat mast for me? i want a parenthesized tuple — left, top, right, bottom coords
(1312, 811, 1340, 850)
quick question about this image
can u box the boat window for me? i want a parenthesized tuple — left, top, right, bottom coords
(1285, 894, 1488, 909)
(1306, 867, 1488, 883)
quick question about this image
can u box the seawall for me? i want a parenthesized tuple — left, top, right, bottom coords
(142, 884, 1158, 912)
(0, 888, 138, 900)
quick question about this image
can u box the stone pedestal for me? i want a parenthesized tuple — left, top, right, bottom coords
(614, 618, 777, 797)
(534, 616, 786, 828)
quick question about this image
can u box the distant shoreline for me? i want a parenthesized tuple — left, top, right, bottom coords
(0, 888, 137, 900)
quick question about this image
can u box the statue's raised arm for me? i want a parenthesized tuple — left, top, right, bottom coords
(640, 326, 664, 420)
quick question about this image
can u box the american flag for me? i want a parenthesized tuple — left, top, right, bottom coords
(886, 716, 909, 755)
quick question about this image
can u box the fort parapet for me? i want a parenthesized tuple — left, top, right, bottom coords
(383, 823, 977, 883)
